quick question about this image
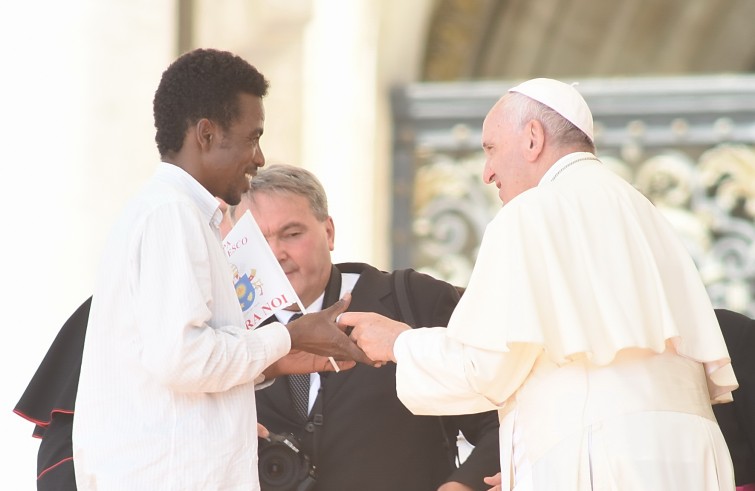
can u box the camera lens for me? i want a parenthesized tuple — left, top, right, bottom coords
(259, 447, 299, 488)
(264, 459, 283, 478)
(258, 433, 313, 491)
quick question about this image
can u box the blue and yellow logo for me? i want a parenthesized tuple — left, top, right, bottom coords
(235, 273, 256, 311)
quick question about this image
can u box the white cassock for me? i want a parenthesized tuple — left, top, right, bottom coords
(394, 153, 738, 490)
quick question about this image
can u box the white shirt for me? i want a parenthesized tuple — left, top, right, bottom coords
(73, 163, 291, 490)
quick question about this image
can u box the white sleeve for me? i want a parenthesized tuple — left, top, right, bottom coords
(394, 327, 541, 415)
(134, 203, 291, 393)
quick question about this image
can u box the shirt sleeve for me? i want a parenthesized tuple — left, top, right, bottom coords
(133, 202, 291, 393)
(394, 327, 541, 415)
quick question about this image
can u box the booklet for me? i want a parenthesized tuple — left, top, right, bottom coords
(222, 210, 300, 329)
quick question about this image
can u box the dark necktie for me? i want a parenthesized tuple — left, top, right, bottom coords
(286, 313, 310, 421)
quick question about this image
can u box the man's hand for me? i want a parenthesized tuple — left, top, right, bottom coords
(287, 293, 374, 365)
(263, 350, 356, 379)
(337, 312, 410, 363)
(483, 472, 502, 491)
(257, 422, 270, 439)
(438, 481, 474, 491)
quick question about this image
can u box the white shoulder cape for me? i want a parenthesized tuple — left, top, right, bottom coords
(446, 161, 737, 402)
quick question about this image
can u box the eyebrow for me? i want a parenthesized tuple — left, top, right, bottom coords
(263, 222, 304, 241)
(278, 222, 305, 234)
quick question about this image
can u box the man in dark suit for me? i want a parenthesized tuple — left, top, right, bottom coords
(713, 309, 755, 489)
(236, 164, 500, 491)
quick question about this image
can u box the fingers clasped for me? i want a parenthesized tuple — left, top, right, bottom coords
(337, 312, 409, 364)
(287, 296, 373, 365)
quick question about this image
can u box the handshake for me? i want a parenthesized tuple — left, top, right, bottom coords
(268, 293, 411, 378)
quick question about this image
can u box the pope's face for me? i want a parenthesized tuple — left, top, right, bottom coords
(480, 97, 532, 204)
(235, 191, 334, 308)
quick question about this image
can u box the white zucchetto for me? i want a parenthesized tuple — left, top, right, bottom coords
(508, 78, 594, 142)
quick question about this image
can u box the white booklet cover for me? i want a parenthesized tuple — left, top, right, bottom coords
(222, 210, 301, 329)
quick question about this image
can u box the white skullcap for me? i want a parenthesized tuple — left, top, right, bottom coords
(508, 78, 594, 142)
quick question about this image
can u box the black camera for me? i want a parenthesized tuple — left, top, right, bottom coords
(258, 432, 316, 491)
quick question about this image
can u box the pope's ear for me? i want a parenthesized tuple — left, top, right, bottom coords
(523, 119, 545, 161)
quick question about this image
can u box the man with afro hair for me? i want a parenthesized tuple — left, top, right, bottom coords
(71, 48, 368, 491)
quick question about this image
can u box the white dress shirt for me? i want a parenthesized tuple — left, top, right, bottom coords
(73, 163, 291, 490)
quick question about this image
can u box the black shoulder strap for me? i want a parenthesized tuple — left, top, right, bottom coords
(392, 269, 417, 328)
(391, 269, 459, 468)
(302, 264, 342, 471)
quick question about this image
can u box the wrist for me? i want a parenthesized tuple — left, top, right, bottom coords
(286, 321, 302, 350)
(390, 328, 408, 363)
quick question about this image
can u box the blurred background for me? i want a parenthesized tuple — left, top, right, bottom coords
(3, 0, 755, 488)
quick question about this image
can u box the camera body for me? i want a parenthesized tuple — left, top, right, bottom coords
(258, 432, 316, 491)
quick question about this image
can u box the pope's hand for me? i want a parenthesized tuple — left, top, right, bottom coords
(337, 312, 410, 364)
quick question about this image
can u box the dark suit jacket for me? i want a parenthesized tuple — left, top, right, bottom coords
(256, 263, 500, 491)
(713, 309, 755, 486)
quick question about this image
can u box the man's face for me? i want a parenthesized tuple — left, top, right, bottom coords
(204, 93, 266, 206)
(480, 97, 531, 204)
(235, 191, 334, 308)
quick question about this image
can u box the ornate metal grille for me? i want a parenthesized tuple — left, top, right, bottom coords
(391, 75, 755, 316)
